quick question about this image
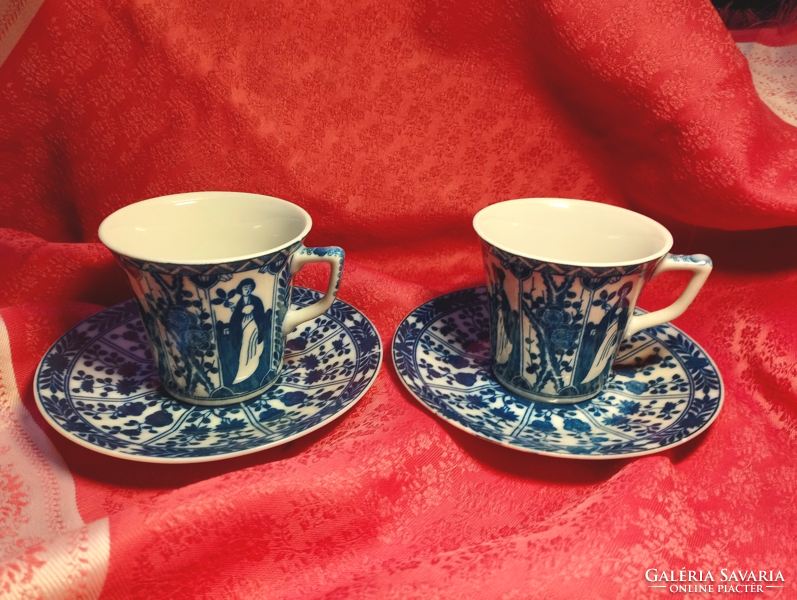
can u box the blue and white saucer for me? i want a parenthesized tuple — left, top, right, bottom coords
(392, 287, 723, 459)
(34, 288, 382, 463)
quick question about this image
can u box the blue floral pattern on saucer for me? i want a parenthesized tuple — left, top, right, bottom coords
(392, 287, 723, 459)
(34, 288, 382, 463)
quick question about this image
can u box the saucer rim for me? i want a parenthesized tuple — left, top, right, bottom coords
(33, 290, 383, 464)
(391, 285, 724, 461)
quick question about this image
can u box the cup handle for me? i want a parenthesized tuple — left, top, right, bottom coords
(282, 245, 345, 336)
(624, 254, 713, 337)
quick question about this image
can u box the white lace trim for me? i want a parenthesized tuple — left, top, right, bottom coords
(738, 41, 797, 127)
(0, 316, 109, 599)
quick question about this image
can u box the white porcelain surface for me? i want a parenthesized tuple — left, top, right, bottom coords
(98, 191, 312, 264)
(473, 198, 674, 267)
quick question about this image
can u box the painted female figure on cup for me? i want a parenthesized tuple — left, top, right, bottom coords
(227, 278, 270, 384)
(489, 266, 519, 367)
(575, 280, 633, 386)
(212, 276, 275, 393)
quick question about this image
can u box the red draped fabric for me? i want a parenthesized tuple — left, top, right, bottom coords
(1, 0, 796, 597)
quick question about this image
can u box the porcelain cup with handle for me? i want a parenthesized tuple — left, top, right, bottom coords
(99, 191, 344, 406)
(473, 198, 712, 404)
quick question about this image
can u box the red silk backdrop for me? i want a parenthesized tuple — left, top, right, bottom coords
(1, 0, 797, 598)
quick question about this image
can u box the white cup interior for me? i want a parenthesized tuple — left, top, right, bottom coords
(99, 192, 311, 264)
(473, 198, 673, 266)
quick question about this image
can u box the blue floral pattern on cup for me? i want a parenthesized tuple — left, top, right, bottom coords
(482, 242, 659, 402)
(33, 288, 382, 463)
(114, 245, 301, 403)
(392, 287, 723, 458)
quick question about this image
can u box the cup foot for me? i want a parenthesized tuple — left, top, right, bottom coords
(164, 372, 282, 406)
(495, 377, 598, 405)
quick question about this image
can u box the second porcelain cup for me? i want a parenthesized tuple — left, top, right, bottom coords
(99, 192, 344, 406)
(473, 198, 712, 404)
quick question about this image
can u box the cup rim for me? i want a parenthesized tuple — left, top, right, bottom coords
(473, 198, 674, 268)
(98, 191, 313, 265)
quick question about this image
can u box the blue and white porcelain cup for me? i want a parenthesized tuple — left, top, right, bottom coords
(473, 198, 712, 404)
(99, 192, 344, 406)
